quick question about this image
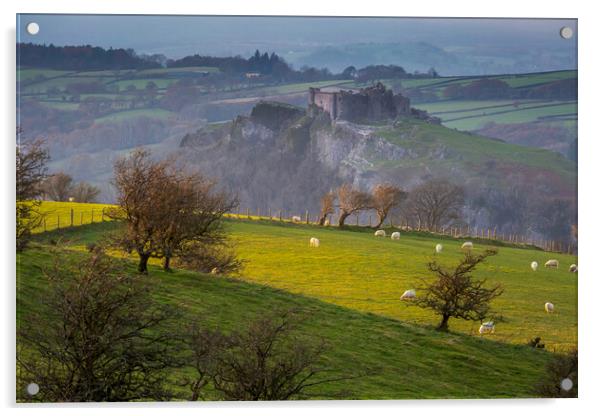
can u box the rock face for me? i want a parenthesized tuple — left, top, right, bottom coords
(179, 101, 431, 212)
(177, 100, 575, 238)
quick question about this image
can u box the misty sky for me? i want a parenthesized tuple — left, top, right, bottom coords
(16, 15, 577, 75)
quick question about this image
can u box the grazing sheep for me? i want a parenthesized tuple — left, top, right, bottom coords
(400, 289, 416, 301)
(401, 225, 412, 231)
(68, 197, 75, 202)
(309, 237, 320, 248)
(210, 267, 219, 275)
(545, 302, 555, 313)
(479, 321, 495, 335)
(545, 259, 559, 269)
(569, 264, 578, 273)
(291, 215, 302, 222)
(323, 219, 330, 226)
(374, 229, 386, 237)
(391, 232, 401, 240)
(435, 244, 443, 254)
(531, 261, 539, 271)
(461, 241, 473, 251)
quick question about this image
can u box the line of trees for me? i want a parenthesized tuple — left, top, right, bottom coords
(18, 43, 161, 70)
(319, 178, 464, 230)
(41, 171, 100, 203)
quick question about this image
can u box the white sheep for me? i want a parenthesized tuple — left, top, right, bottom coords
(435, 244, 443, 254)
(479, 321, 495, 334)
(309, 237, 320, 248)
(400, 289, 416, 301)
(68, 197, 75, 202)
(461, 241, 473, 251)
(544, 302, 555, 313)
(531, 261, 539, 271)
(569, 264, 578, 273)
(323, 219, 330, 226)
(545, 259, 559, 269)
(210, 267, 219, 275)
(391, 232, 400, 240)
(291, 215, 302, 222)
(374, 229, 386, 237)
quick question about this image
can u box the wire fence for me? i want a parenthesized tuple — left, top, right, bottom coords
(228, 207, 576, 254)
(38, 205, 575, 254)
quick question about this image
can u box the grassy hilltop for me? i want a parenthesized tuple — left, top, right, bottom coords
(17, 202, 578, 399)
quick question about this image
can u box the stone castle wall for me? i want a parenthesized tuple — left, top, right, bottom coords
(308, 83, 411, 123)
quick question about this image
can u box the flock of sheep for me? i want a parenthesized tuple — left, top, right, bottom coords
(308, 228, 577, 337)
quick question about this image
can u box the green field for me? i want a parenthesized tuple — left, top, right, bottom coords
(94, 108, 176, 123)
(375, 118, 576, 182)
(24, 202, 578, 351)
(18, 216, 575, 399)
(29, 201, 114, 232)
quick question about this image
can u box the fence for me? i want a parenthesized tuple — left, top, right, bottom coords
(38, 207, 110, 233)
(229, 207, 575, 254)
(38, 205, 574, 254)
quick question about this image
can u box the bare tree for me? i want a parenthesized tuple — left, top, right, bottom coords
(336, 184, 373, 227)
(405, 179, 465, 231)
(183, 325, 228, 401)
(372, 184, 406, 228)
(71, 181, 101, 203)
(42, 171, 73, 202)
(109, 149, 174, 273)
(207, 311, 355, 400)
(16, 138, 49, 251)
(318, 191, 335, 226)
(109, 149, 238, 273)
(17, 248, 178, 402)
(155, 171, 238, 271)
(409, 249, 503, 331)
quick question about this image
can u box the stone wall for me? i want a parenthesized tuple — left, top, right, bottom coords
(309, 83, 411, 123)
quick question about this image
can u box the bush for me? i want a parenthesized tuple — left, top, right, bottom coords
(535, 349, 578, 398)
(17, 248, 179, 402)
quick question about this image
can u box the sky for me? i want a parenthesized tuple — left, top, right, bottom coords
(16, 15, 577, 75)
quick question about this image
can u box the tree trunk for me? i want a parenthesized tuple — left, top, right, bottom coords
(375, 212, 386, 229)
(163, 255, 171, 272)
(437, 314, 450, 331)
(318, 214, 327, 226)
(138, 253, 150, 274)
(338, 212, 351, 227)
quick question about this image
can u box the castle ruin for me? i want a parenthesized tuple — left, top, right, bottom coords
(308, 82, 411, 123)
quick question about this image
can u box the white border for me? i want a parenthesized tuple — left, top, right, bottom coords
(2, 1, 601, 415)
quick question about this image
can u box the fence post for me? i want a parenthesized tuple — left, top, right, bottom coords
(279, 210, 282, 221)
(70, 209, 74, 227)
(43, 218, 46, 232)
(246, 208, 250, 219)
(91, 210, 94, 223)
(305, 210, 309, 224)
(80, 211, 84, 225)
(369, 216, 372, 227)
(101, 208, 105, 222)
(268, 207, 272, 219)
(57, 215, 60, 229)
